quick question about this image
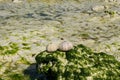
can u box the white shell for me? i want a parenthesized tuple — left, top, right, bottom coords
(46, 43, 58, 52)
(13, 0, 22, 3)
(59, 41, 73, 51)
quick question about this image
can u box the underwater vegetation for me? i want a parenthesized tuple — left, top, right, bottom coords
(0, 42, 19, 55)
(36, 44, 120, 80)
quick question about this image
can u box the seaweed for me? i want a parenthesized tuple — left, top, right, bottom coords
(8, 73, 30, 80)
(35, 44, 120, 80)
(0, 42, 19, 55)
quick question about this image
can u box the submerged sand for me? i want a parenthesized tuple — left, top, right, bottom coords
(0, 0, 120, 79)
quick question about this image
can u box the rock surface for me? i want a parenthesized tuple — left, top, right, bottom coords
(36, 44, 120, 80)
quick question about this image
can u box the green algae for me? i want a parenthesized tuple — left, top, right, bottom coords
(22, 36, 28, 41)
(19, 56, 31, 65)
(104, 10, 116, 16)
(7, 73, 30, 80)
(22, 43, 31, 50)
(0, 42, 19, 55)
(22, 43, 29, 46)
(22, 47, 31, 50)
(0, 78, 3, 80)
(36, 44, 120, 80)
(80, 33, 90, 39)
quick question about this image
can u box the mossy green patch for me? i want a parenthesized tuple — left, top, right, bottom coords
(80, 33, 90, 39)
(9, 73, 23, 80)
(19, 56, 31, 65)
(0, 78, 3, 80)
(104, 10, 116, 17)
(22, 42, 31, 50)
(22, 36, 28, 41)
(35, 44, 120, 80)
(22, 47, 31, 50)
(22, 43, 29, 46)
(7, 73, 30, 80)
(0, 42, 19, 55)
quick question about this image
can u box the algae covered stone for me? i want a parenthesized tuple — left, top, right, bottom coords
(35, 44, 120, 80)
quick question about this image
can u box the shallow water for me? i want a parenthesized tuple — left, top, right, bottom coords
(0, 0, 120, 79)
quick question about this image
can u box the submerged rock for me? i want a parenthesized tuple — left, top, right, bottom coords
(35, 44, 120, 80)
(92, 5, 105, 12)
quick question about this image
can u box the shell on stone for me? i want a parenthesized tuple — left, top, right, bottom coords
(46, 43, 58, 52)
(59, 41, 73, 51)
